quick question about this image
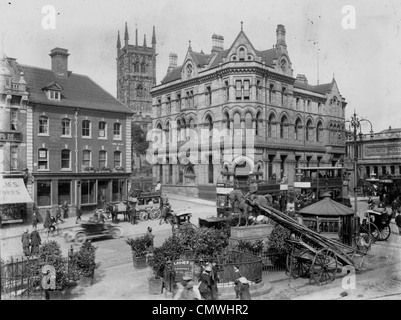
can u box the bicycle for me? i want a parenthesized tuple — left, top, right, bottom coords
(40, 223, 63, 238)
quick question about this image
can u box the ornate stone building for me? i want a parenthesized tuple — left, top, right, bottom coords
(150, 24, 347, 198)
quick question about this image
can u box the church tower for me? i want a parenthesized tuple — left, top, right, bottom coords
(116, 23, 156, 117)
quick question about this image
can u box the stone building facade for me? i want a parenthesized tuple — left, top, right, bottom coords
(150, 24, 347, 198)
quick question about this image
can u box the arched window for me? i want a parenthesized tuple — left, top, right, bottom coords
(316, 121, 323, 142)
(245, 112, 252, 140)
(98, 121, 107, 138)
(113, 123, 122, 140)
(134, 63, 139, 73)
(114, 151, 122, 168)
(141, 63, 146, 73)
(165, 121, 170, 143)
(267, 114, 275, 138)
(177, 119, 181, 142)
(39, 116, 49, 134)
(295, 118, 302, 141)
(255, 112, 261, 136)
(224, 112, 230, 130)
(280, 116, 288, 139)
(306, 120, 313, 142)
(233, 113, 241, 138)
(238, 47, 246, 61)
(82, 150, 91, 167)
(99, 150, 107, 167)
(82, 120, 91, 137)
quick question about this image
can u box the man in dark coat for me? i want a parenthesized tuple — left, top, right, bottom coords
(43, 209, 51, 229)
(62, 201, 69, 219)
(198, 265, 213, 300)
(22, 228, 30, 256)
(30, 227, 41, 255)
(76, 206, 82, 224)
(130, 201, 137, 225)
(56, 205, 64, 223)
(32, 210, 39, 229)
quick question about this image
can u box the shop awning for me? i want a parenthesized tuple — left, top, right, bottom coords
(0, 178, 33, 204)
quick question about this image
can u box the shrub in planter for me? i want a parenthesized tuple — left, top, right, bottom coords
(76, 242, 97, 286)
(126, 235, 152, 268)
(39, 240, 69, 290)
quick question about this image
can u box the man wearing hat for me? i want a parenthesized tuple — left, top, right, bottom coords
(179, 280, 199, 300)
(129, 200, 137, 225)
(30, 227, 41, 255)
(198, 265, 213, 300)
(235, 277, 251, 300)
(22, 228, 30, 256)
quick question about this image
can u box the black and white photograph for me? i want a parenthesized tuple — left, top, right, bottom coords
(1, 0, 400, 304)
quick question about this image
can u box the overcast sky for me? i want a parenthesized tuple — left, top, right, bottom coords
(1, 0, 400, 132)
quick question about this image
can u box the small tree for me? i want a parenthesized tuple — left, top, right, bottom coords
(267, 224, 291, 253)
(235, 239, 264, 256)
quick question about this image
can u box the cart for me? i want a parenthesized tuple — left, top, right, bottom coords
(170, 212, 197, 235)
(250, 200, 369, 286)
(362, 209, 392, 241)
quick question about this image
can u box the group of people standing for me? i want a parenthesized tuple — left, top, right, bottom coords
(21, 227, 41, 256)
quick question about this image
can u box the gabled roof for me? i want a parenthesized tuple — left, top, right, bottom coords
(161, 66, 183, 84)
(191, 51, 213, 68)
(42, 81, 63, 91)
(20, 65, 133, 114)
(294, 80, 334, 95)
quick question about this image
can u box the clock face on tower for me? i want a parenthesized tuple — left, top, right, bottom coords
(186, 63, 193, 76)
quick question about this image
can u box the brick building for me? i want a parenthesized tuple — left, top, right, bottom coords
(4, 48, 133, 219)
(150, 24, 347, 199)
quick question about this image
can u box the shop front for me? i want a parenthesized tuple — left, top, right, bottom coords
(0, 178, 33, 226)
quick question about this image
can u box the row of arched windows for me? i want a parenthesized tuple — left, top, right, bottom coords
(155, 112, 330, 143)
(133, 62, 147, 73)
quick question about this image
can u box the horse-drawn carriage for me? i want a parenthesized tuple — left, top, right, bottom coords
(168, 211, 197, 235)
(361, 208, 392, 241)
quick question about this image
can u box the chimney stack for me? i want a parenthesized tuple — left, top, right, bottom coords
(49, 47, 69, 78)
(276, 24, 286, 49)
(167, 53, 178, 73)
(296, 74, 308, 84)
(211, 34, 224, 53)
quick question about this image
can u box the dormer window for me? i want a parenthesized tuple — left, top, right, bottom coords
(47, 90, 61, 100)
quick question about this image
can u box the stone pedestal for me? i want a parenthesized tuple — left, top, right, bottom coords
(229, 224, 274, 247)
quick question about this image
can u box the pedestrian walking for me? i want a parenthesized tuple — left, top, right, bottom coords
(129, 201, 137, 225)
(210, 262, 220, 300)
(234, 277, 251, 300)
(198, 265, 213, 300)
(159, 202, 171, 225)
(76, 205, 82, 224)
(395, 211, 401, 236)
(56, 205, 64, 223)
(147, 226, 154, 252)
(22, 228, 30, 256)
(32, 210, 39, 229)
(30, 227, 41, 255)
(43, 209, 51, 230)
(62, 201, 69, 219)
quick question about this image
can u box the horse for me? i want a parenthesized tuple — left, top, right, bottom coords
(229, 189, 253, 227)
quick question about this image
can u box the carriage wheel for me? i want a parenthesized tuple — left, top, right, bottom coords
(360, 222, 380, 243)
(378, 225, 391, 241)
(149, 208, 161, 220)
(111, 227, 122, 239)
(74, 232, 87, 245)
(138, 210, 149, 221)
(286, 250, 311, 279)
(309, 248, 338, 286)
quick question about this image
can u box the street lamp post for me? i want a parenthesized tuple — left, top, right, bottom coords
(342, 111, 374, 217)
